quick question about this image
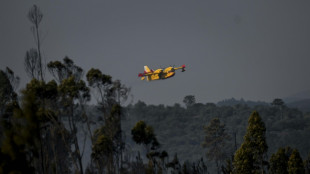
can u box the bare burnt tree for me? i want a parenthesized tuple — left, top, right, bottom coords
(26, 5, 44, 81)
(24, 48, 41, 79)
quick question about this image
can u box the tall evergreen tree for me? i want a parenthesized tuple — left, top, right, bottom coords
(233, 111, 268, 174)
(269, 147, 290, 174)
(288, 149, 305, 174)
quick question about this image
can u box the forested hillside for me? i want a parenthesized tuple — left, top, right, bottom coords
(122, 98, 310, 173)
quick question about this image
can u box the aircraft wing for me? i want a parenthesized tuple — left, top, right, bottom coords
(174, 64, 186, 72)
(138, 72, 153, 77)
(138, 71, 163, 77)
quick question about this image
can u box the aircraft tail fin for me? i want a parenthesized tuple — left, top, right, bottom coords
(144, 66, 151, 73)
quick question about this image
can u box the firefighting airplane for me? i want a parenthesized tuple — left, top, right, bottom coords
(138, 65, 186, 81)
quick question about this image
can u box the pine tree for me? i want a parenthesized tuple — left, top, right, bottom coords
(288, 149, 305, 174)
(269, 147, 290, 174)
(233, 111, 268, 174)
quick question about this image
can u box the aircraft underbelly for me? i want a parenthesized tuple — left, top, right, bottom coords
(164, 72, 175, 78)
(151, 74, 160, 80)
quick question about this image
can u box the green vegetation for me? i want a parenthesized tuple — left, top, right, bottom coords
(233, 111, 268, 173)
(288, 149, 305, 174)
(1, 57, 310, 174)
(269, 147, 291, 174)
(123, 100, 310, 173)
(1, 4, 310, 174)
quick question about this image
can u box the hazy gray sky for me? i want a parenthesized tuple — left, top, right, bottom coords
(1, 1, 310, 105)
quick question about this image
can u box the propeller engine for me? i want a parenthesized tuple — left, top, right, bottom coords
(181, 64, 186, 72)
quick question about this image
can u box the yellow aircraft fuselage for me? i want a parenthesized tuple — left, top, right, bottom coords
(138, 65, 185, 81)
